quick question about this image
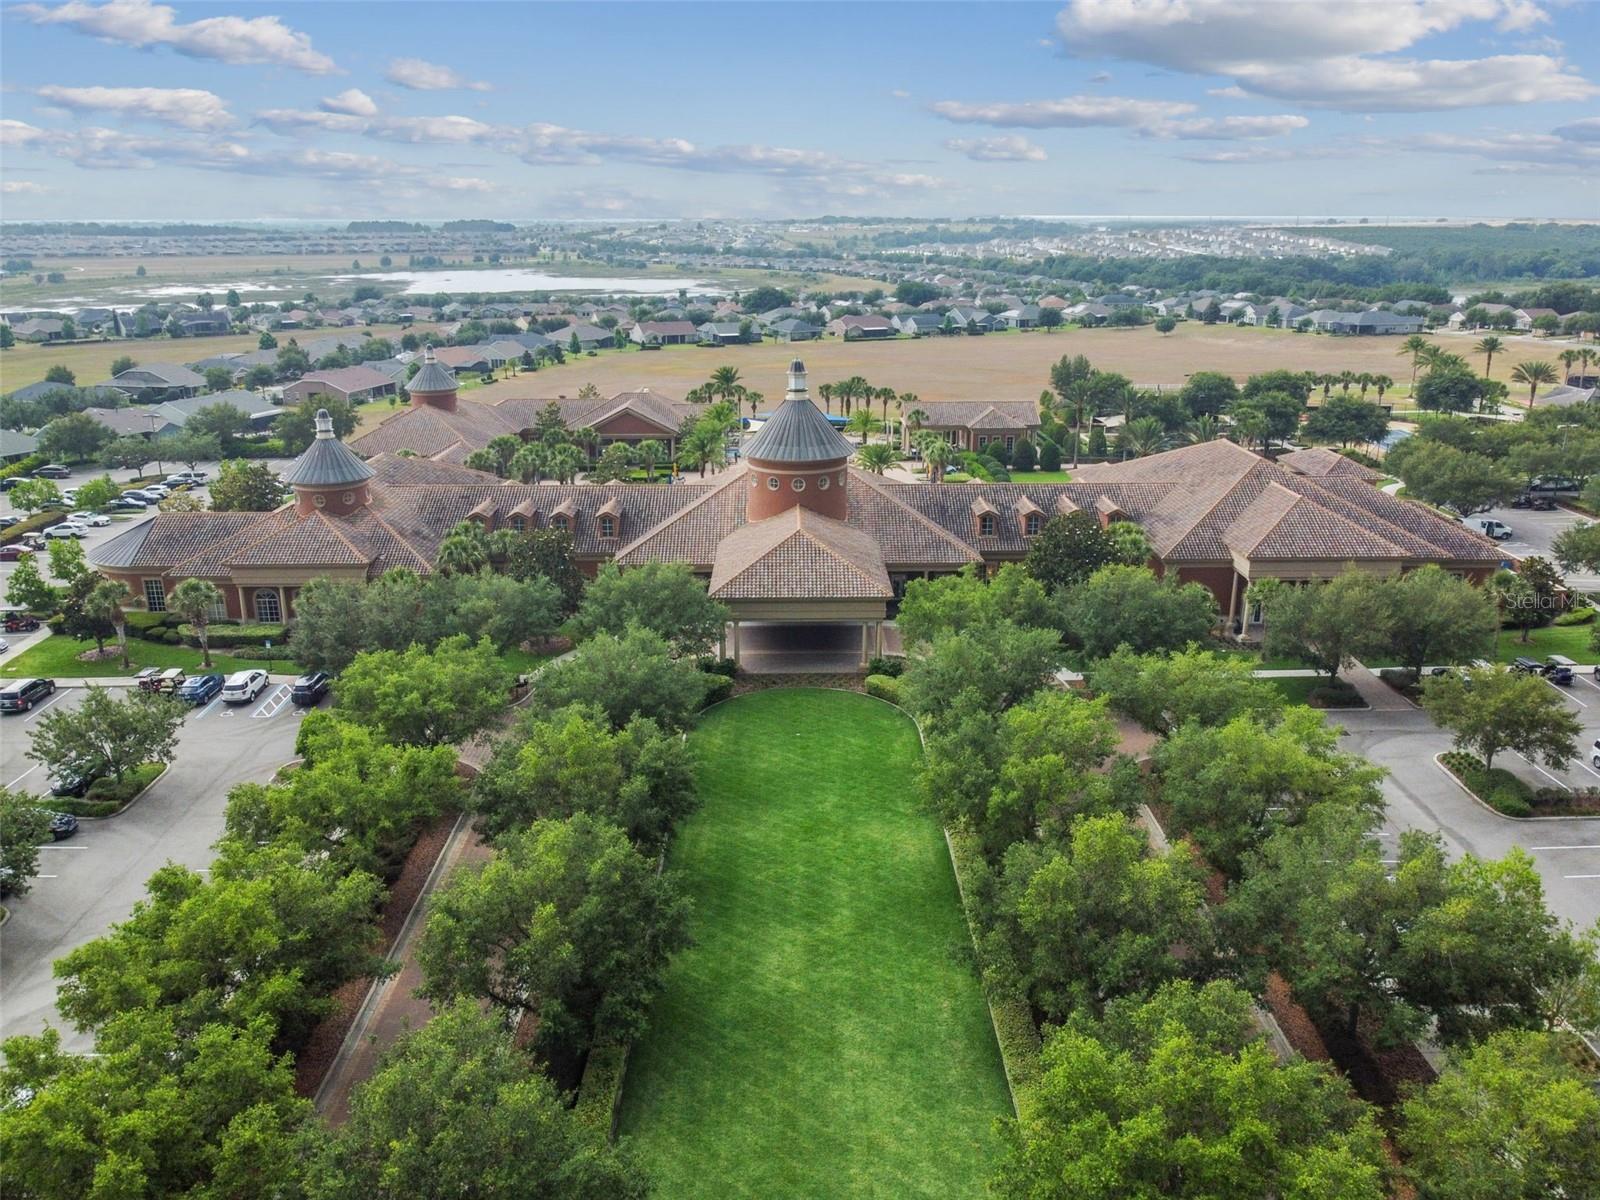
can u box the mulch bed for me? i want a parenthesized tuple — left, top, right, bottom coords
(292, 812, 460, 1098)
(729, 672, 865, 697)
(1308, 1008, 1436, 1112)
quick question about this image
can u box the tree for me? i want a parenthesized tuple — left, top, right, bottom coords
(1155, 707, 1385, 879)
(436, 520, 491, 575)
(0, 789, 53, 897)
(44, 364, 75, 385)
(109, 354, 137, 376)
(535, 627, 708, 732)
(83, 577, 131, 665)
(244, 363, 276, 389)
(29, 685, 183, 787)
(471, 704, 695, 846)
(1385, 436, 1518, 514)
(1087, 644, 1283, 735)
(208, 460, 283, 512)
(502, 528, 585, 615)
(169, 577, 224, 666)
(0, 1011, 311, 1200)
(307, 999, 647, 1200)
(39, 411, 111, 463)
(994, 814, 1211, 1020)
(1399, 1031, 1600, 1200)
(1024, 510, 1121, 591)
(0, 323, 13, 349)
(1382, 566, 1497, 680)
(203, 366, 234, 393)
(856, 442, 898, 473)
(918, 433, 958, 482)
(993, 981, 1387, 1200)
(1553, 521, 1600, 574)
(1422, 666, 1580, 771)
(1259, 572, 1394, 679)
(1415, 366, 1485, 414)
(1509, 359, 1558, 407)
(99, 433, 155, 475)
(1474, 335, 1505, 378)
(186, 401, 251, 456)
(258, 331, 277, 349)
(1058, 565, 1217, 660)
(276, 395, 357, 454)
(897, 563, 1055, 647)
(73, 473, 122, 513)
(5, 553, 58, 614)
(574, 561, 728, 655)
(164, 430, 221, 472)
(1178, 371, 1238, 418)
(419, 813, 689, 1058)
(1154, 315, 1177, 335)
(900, 621, 1064, 724)
(337, 635, 512, 747)
(1303, 395, 1389, 447)
(6, 477, 59, 518)
(1230, 390, 1304, 450)
(634, 438, 665, 482)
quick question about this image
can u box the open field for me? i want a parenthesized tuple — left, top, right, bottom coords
(488, 322, 1583, 403)
(617, 689, 1010, 1199)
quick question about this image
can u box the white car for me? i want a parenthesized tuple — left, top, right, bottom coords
(44, 522, 87, 539)
(1591, 739, 1600, 770)
(141, 484, 171, 497)
(221, 669, 269, 704)
(0, 638, 9, 655)
(69, 511, 111, 527)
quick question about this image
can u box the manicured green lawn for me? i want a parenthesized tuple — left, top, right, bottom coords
(617, 689, 1010, 1199)
(0, 636, 287, 679)
(1491, 622, 1599, 664)
(1012, 469, 1072, 483)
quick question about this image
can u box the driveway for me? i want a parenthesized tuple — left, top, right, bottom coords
(0, 680, 318, 1052)
(1333, 706, 1599, 929)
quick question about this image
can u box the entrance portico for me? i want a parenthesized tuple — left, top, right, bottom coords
(723, 620, 897, 673)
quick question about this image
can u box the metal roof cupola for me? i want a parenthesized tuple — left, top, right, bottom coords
(743, 360, 853, 522)
(408, 345, 459, 412)
(284, 408, 377, 517)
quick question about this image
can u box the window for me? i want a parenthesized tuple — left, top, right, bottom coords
(342, 491, 354, 505)
(598, 515, 616, 538)
(791, 477, 806, 492)
(838, 471, 847, 485)
(817, 475, 829, 490)
(207, 595, 228, 621)
(313, 493, 326, 508)
(767, 476, 780, 490)
(255, 590, 282, 623)
(979, 514, 996, 536)
(508, 514, 526, 533)
(1005, 436, 1016, 451)
(551, 515, 569, 532)
(143, 579, 166, 612)
(1025, 513, 1041, 536)
(977, 436, 989, 448)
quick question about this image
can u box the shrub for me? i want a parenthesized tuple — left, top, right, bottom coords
(864, 674, 902, 705)
(125, 611, 166, 635)
(1440, 750, 1534, 817)
(1039, 438, 1062, 472)
(573, 1041, 629, 1140)
(0, 511, 65, 546)
(695, 655, 739, 678)
(80, 761, 164, 813)
(865, 655, 904, 678)
(1308, 679, 1364, 708)
(0, 453, 46, 482)
(700, 673, 734, 706)
(162, 629, 181, 644)
(176, 622, 287, 648)
(1554, 606, 1595, 626)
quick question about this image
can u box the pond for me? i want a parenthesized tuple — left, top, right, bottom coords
(329, 268, 721, 296)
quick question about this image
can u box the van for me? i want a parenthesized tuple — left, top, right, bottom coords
(1465, 517, 1513, 540)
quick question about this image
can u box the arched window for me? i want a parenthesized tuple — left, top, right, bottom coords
(791, 477, 806, 492)
(255, 590, 282, 623)
(838, 471, 847, 485)
(978, 514, 996, 537)
(1025, 513, 1041, 536)
(598, 515, 616, 538)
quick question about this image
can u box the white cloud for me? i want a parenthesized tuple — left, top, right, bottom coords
(1054, 0, 1592, 111)
(385, 57, 491, 92)
(34, 85, 231, 131)
(256, 108, 497, 145)
(1, 181, 51, 194)
(0, 120, 45, 146)
(539, 185, 665, 216)
(320, 88, 378, 118)
(930, 94, 1193, 128)
(1207, 86, 1249, 99)
(1088, 70, 1111, 83)
(1400, 128, 1600, 170)
(12, 0, 335, 73)
(891, 89, 911, 99)
(1152, 114, 1310, 139)
(944, 135, 1048, 161)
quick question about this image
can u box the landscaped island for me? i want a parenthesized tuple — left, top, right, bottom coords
(618, 688, 1011, 1197)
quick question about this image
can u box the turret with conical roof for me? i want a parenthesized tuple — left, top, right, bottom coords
(285, 408, 376, 516)
(408, 346, 458, 412)
(743, 360, 853, 522)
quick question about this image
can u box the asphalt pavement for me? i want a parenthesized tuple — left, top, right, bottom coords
(1478, 500, 1600, 593)
(0, 680, 317, 1053)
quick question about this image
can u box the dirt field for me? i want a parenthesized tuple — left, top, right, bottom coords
(481, 323, 1578, 404)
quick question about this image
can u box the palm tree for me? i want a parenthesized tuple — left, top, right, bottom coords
(1559, 348, 1581, 384)
(84, 578, 130, 665)
(877, 386, 897, 430)
(169, 578, 223, 668)
(1119, 416, 1167, 458)
(1356, 372, 1373, 399)
(1416, 342, 1449, 372)
(1186, 414, 1222, 444)
(709, 365, 742, 403)
(845, 410, 882, 445)
(1474, 335, 1505, 379)
(545, 443, 584, 484)
(743, 389, 763, 421)
(577, 382, 602, 403)
(920, 435, 957, 483)
(1398, 334, 1431, 388)
(436, 521, 490, 576)
(510, 442, 546, 483)
(817, 382, 834, 414)
(901, 406, 929, 453)
(1371, 374, 1394, 404)
(1232, 408, 1271, 452)
(681, 426, 725, 477)
(856, 443, 898, 474)
(895, 391, 917, 443)
(1337, 370, 1356, 395)
(1579, 348, 1598, 385)
(1509, 360, 1558, 408)
(634, 439, 665, 482)
(1317, 372, 1334, 399)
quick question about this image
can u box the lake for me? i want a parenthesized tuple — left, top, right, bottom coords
(330, 268, 720, 296)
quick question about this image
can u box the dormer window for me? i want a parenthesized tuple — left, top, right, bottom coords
(551, 515, 569, 532)
(508, 514, 526, 533)
(598, 515, 616, 538)
(979, 514, 996, 536)
(1024, 513, 1041, 536)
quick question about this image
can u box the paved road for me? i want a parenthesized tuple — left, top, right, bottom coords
(0, 680, 317, 1052)
(1334, 704, 1599, 930)
(1478, 501, 1600, 593)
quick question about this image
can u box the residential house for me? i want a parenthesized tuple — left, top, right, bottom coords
(0, 429, 40, 462)
(282, 365, 400, 406)
(158, 389, 279, 432)
(998, 304, 1041, 329)
(698, 322, 750, 346)
(81, 406, 182, 440)
(104, 363, 205, 402)
(827, 315, 896, 340)
(175, 311, 232, 336)
(892, 313, 945, 337)
(9, 318, 65, 342)
(907, 399, 1043, 454)
(431, 346, 494, 374)
(769, 318, 822, 342)
(631, 320, 699, 346)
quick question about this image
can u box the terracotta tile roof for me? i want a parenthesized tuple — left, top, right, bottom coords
(228, 512, 372, 567)
(914, 400, 1040, 429)
(90, 512, 277, 573)
(347, 401, 521, 460)
(1224, 482, 1408, 561)
(710, 509, 892, 600)
(1277, 446, 1382, 481)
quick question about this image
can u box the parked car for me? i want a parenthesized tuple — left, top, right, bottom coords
(2, 614, 42, 633)
(290, 671, 330, 706)
(124, 489, 163, 503)
(176, 469, 209, 483)
(68, 511, 111, 527)
(221, 669, 269, 704)
(48, 768, 98, 798)
(162, 476, 194, 490)
(1529, 476, 1579, 494)
(0, 677, 56, 713)
(1510, 493, 1557, 511)
(1510, 657, 1545, 675)
(106, 497, 148, 512)
(0, 546, 34, 562)
(43, 522, 86, 540)
(39, 810, 78, 840)
(0, 477, 23, 492)
(176, 672, 223, 705)
(0, 638, 8, 655)
(0, 516, 18, 530)
(32, 464, 71, 479)
(1463, 517, 1513, 540)
(1591, 739, 1600, 770)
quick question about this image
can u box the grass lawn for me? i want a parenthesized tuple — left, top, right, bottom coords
(617, 689, 1010, 1199)
(1491, 622, 1599, 664)
(1013, 469, 1072, 482)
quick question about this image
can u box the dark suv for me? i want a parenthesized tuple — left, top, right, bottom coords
(291, 672, 331, 706)
(0, 678, 55, 714)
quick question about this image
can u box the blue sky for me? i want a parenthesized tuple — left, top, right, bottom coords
(1, 0, 1596, 221)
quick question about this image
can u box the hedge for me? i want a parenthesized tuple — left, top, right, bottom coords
(945, 828, 1042, 1115)
(1554, 606, 1595, 626)
(695, 656, 739, 678)
(1440, 750, 1534, 817)
(0, 453, 46, 482)
(0, 511, 66, 546)
(865, 655, 903, 678)
(177, 622, 287, 648)
(57, 761, 166, 817)
(700, 673, 734, 706)
(1309, 679, 1365, 708)
(863, 674, 902, 705)
(572, 1041, 630, 1141)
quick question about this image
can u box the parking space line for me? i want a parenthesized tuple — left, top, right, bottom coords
(1509, 751, 1565, 786)
(1529, 844, 1600, 851)
(38, 844, 87, 850)
(1564, 874, 1600, 880)
(194, 697, 222, 720)
(22, 690, 66, 723)
(1549, 679, 1588, 708)
(252, 685, 291, 719)
(6, 764, 39, 788)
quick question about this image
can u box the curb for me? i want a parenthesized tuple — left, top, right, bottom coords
(1431, 753, 1600, 823)
(77, 761, 170, 821)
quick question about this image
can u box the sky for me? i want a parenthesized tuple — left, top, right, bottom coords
(0, 0, 1596, 222)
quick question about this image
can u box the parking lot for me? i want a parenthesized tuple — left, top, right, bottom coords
(1478, 500, 1600, 593)
(0, 677, 314, 1052)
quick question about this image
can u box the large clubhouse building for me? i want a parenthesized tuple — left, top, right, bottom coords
(92, 359, 1502, 662)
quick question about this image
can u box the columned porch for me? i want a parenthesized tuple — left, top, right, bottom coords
(718, 599, 894, 674)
